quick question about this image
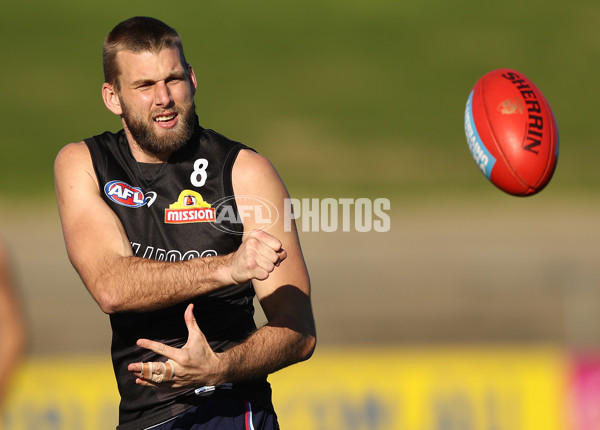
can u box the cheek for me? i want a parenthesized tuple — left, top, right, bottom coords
(135, 94, 155, 109)
(122, 90, 154, 108)
(173, 85, 195, 104)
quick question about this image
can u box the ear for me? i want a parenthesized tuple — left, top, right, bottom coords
(188, 65, 198, 95)
(102, 83, 123, 116)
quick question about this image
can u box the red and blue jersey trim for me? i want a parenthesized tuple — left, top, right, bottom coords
(244, 401, 255, 430)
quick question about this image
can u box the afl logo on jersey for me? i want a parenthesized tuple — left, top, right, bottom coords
(104, 180, 146, 208)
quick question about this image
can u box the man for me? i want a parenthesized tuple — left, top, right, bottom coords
(54, 16, 316, 430)
(0, 242, 26, 411)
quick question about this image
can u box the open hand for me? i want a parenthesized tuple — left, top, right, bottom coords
(127, 303, 223, 388)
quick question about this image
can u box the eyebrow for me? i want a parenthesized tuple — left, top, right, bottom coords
(130, 70, 187, 88)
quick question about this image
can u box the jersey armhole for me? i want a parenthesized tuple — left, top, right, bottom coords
(221, 146, 256, 235)
(83, 137, 107, 189)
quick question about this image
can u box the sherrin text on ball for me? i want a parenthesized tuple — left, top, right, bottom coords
(464, 68, 559, 196)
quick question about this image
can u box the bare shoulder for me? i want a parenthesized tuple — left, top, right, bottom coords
(232, 149, 286, 195)
(54, 141, 97, 188)
(54, 141, 91, 169)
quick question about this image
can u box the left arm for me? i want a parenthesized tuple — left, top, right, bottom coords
(128, 149, 316, 387)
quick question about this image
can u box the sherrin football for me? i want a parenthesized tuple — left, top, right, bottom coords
(464, 68, 559, 196)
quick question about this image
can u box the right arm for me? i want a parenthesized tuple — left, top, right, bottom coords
(54, 142, 285, 314)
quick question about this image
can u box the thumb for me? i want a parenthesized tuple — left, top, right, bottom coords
(183, 303, 205, 345)
(184, 303, 198, 332)
(183, 303, 206, 347)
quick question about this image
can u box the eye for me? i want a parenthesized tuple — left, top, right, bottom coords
(136, 83, 153, 91)
(166, 73, 188, 85)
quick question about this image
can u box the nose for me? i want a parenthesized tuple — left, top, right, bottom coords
(154, 82, 173, 107)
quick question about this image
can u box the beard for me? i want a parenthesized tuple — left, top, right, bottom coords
(120, 97, 197, 156)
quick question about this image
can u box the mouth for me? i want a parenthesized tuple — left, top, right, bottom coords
(153, 112, 178, 128)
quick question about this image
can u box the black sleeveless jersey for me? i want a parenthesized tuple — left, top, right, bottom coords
(84, 123, 273, 429)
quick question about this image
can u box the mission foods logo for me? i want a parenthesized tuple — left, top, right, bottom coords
(165, 190, 215, 224)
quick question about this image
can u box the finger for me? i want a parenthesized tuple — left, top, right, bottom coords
(149, 361, 174, 383)
(134, 373, 175, 388)
(275, 248, 287, 266)
(258, 241, 286, 265)
(254, 246, 286, 273)
(128, 361, 151, 376)
(131, 360, 174, 383)
(137, 361, 151, 379)
(247, 230, 283, 252)
(136, 338, 180, 361)
(247, 237, 284, 266)
(165, 360, 175, 381)
(151, 362, 167, 383)
(245, 257, 274, 281)
(135, 377, 159, 388)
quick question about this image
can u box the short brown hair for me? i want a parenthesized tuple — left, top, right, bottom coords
(103, 17, 188, 90)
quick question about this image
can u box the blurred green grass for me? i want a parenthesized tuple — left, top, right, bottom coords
(2, 0, 599, 201)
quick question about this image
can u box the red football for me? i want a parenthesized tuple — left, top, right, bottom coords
(464, 68, 559, 196)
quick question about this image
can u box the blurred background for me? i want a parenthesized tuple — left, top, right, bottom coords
(2, 0, 600, 428)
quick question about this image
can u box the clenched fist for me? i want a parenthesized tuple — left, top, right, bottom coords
(227, 230, 287, 285)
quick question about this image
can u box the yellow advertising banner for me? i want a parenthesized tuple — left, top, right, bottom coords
(271, 346, 568, 430)
(2, 356, 120, 430)
(2, 347, 569, 430)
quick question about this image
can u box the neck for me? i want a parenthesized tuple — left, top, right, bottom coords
(123, 125, 172, 163)
(130, 141, 172, 163)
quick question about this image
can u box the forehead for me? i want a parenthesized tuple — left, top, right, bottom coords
(116, 46, 185, 84)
